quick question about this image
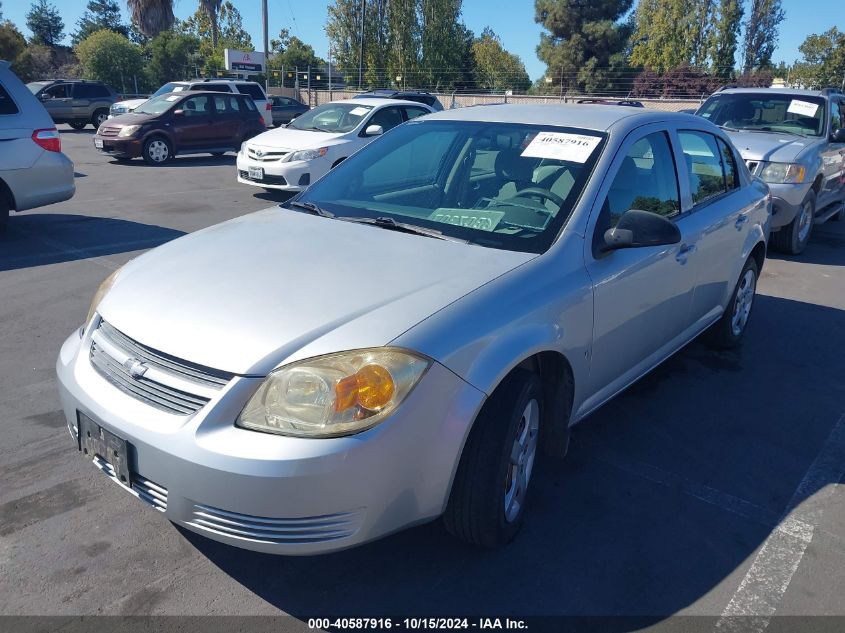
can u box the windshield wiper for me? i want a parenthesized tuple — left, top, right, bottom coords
(288, 201, 334, 218)
(339, 216, 466, 243)
(719, 125, 740, 131)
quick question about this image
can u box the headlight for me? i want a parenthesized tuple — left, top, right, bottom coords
(118, 125, 141, 138)
(86, 267, 122, 325)
(237, 348, 431, 438)
(760, 162, 806, 184)
(287, 147, 328, 162)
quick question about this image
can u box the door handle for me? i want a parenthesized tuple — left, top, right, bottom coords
(735, 214, 749, 230)
(675, 243, 696, 264)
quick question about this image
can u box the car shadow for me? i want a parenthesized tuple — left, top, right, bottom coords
(0, 214, 185, 272)
(179, 294, 845, 624)
(251, 190, 297, 204)
(105, 155, 237, 168)
(766, 219, 845, 267)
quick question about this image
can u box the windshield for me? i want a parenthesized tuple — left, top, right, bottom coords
(27, 81, 52, 94)
(698, 93, 827, 137)
(133, 93, 182, 115)
(292, 120, 606, 254)
(150, 82, 186, 98)
(288, 102, 373, 133)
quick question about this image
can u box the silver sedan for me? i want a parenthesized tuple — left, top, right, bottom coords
(57, 104, 770, 554)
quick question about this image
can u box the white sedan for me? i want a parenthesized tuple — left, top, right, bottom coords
(236, 97, 433, 191)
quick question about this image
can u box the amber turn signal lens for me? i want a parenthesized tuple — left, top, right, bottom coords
(334, 364, 395, 412)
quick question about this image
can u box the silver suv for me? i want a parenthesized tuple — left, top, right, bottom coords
(26, 79, 118, 130)
(0, 62, 75, 232)
(696, 88, 845, 254)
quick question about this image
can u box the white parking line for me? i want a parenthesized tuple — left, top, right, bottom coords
(715, 413, 845, 632)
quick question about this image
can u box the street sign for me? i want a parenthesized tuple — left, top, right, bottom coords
(224, 49, 265, 74)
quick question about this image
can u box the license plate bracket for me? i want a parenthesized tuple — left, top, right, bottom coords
(94, 138, 104, 149)
(77, 411, 131, 486)
(248, 166, 264, 181)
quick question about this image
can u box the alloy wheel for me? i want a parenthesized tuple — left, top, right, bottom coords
(731, 268, 756, 336)
(504, 398, 539, 523)
(797, 200, 813, 244)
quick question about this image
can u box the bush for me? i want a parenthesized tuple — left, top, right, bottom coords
(75, 28, 143, 93)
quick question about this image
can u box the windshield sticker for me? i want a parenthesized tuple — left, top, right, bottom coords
(165, 95, 180, 101)
(787, 99, 819, 117)
(521, 132, 602, 163)
(349, 106, 370, 116)
(429, 209, 505, 231)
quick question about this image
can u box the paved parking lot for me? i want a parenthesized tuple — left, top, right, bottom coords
(1, 126, 844, 624)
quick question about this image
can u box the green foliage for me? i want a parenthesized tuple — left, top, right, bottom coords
(72, 0, 128, 45)
(145, 30, 199, 85)
(708, 0, 743, 78)
(180, 0, 252, 74)
(791, 28, 845, 89)
(26, 0, 65, 47)
(75, 29, 143, 92)
(536, 0, 634, 94)
(631, 0, 711, 72)
(126, 0, 174, 39)
(472, 28, 530, 92)
(11, 43, 54, 81)
(740, 0, 785, 74)
(0, 21, 26, 64)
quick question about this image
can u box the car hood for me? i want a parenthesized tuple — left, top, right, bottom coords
(103, 111, 160, 127)
(97, 208, 534, 376)
(724, 130, 819, 163)
(247, 127, 349, 151)
(113, 98, 147, 110)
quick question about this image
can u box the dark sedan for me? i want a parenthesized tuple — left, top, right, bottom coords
(92, 91, 265, 165)
(269, 95, 309, 126)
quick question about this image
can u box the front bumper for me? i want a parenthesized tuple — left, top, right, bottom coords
(766, 182, 813, 230)
(56, 327, 485, 555)
(93, 134, 142, 158)
(236, 152, 321, 191)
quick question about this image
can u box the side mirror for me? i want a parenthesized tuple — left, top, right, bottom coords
(364, 124, 384, 137)
(173, 109, 184, 117)
(40, 93, 51, 100)
(831, 128, 845, 143)
(602, 209, 681, 251)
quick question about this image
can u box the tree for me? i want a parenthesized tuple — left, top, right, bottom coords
(126, 0, 174, 39)
(536, 0, 634, 94)
(181, 0, 252, 74)
(419, 0, 466, 90)
(75, 29, 143, 92)
(271, 35, 323, 70)
(198, 0, 222, 50)
(73, 0, 129, 44)
(472, 27, 531, 93)
(26, 0, 65, 47)
(791, 28, 845, 89)
(630, 0, 714, 72)
(146, 30, 199, 85)
(740, 0, 785, 74)
(708, 0, 743, 77)
(0, 21, 26, 65)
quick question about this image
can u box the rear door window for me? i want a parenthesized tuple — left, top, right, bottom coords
(0, 83, 19, 115)
(75, 84, 110, 98)
(193, 83, 231, 93)
(717, 137, 739, 191)
(181, 95, 211, 117)
(236, 83, 266, 101)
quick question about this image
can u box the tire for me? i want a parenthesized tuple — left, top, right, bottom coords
(771, 192, 815, 255)
(704, 257, 759, 350)
(91, 109, 109, 128)
(444, 368, 543, 548)
(142, 136, 173, 165)
(68, 121, 87, 130)
(0, 192, 9, 234)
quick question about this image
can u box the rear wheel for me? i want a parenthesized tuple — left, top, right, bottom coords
(91, 109, 109, 128)
(142, 136, 173, 165)
(772, 193, 815, 255)
(68, 121, 87, 130)
(704, 257, 758, 350)
(444, 368, 543, 548)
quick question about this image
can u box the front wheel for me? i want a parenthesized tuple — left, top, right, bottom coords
(142, 136, 173, 165)
(0, 193, 9, 234)
(91, 109, 109, 128)
(772, 193, 815, 255)
(444, 368, 543, 548)
(68, 121, 87, 130)
(704, 257, 759, 350)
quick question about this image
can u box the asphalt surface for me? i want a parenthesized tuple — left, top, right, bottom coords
(1, 126, 844, 625)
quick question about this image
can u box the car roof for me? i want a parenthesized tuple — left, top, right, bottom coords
(329, 97, 430, 108)
(167, 90, 248, 98)
(421, 103, 693, 133)
(716, 87, 832, 98)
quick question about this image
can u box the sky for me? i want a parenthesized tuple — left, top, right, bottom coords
(4, 0, 845, 81)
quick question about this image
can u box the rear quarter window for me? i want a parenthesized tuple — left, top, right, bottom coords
(192, 83, 232, 93)
(236, 83, 266, 100)
(0, 83, 20, 115)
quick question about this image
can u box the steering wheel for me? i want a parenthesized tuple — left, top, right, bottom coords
(503, 187, 565, 209)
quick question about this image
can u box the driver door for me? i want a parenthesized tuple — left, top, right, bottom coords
(40, 83, 73, 121)
(583, 126, 700, 408)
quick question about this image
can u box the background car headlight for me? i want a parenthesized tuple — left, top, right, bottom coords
(237, 348, 431, 438)
(760, 162, 806, 184)
(287, 147, 328, 162)
(86, 267, 122, 325)
(117, 125, 141, 138)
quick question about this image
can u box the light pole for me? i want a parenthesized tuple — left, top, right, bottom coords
(358, 0, 366, 90)
(262, 0, 269, 92)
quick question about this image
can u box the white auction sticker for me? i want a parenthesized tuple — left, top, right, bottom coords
(521, 132, 602, 163)
(349, 106, 371, 116)
(165, 95, 180, 101)
(787, 99, 818, 117)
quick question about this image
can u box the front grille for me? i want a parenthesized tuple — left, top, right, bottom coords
(239, 170, 287, 185)
(246, 146, 289, 162)
(187, 504, 363, 545)
(99, 126, 120, 137)
(91, 456, 168, 512)
(89, 320, 233, 415)
(745, 160, 759, 175)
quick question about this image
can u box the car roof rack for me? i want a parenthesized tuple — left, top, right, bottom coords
(576, 98, 644, 107)
(715, 85, 739, 92)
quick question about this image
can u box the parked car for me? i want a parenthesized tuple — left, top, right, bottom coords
(237, 97, 433, 191)
(92, 91, 265, 165)
(110, 79, 272, 128)
(354, 89, 444, 111)
(58, 105, 769, 555)
(1, 62, 75, 232)
(696, 87, 845, 254)
(26, 79, 117, 129)
(269, 95, 309, 126)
